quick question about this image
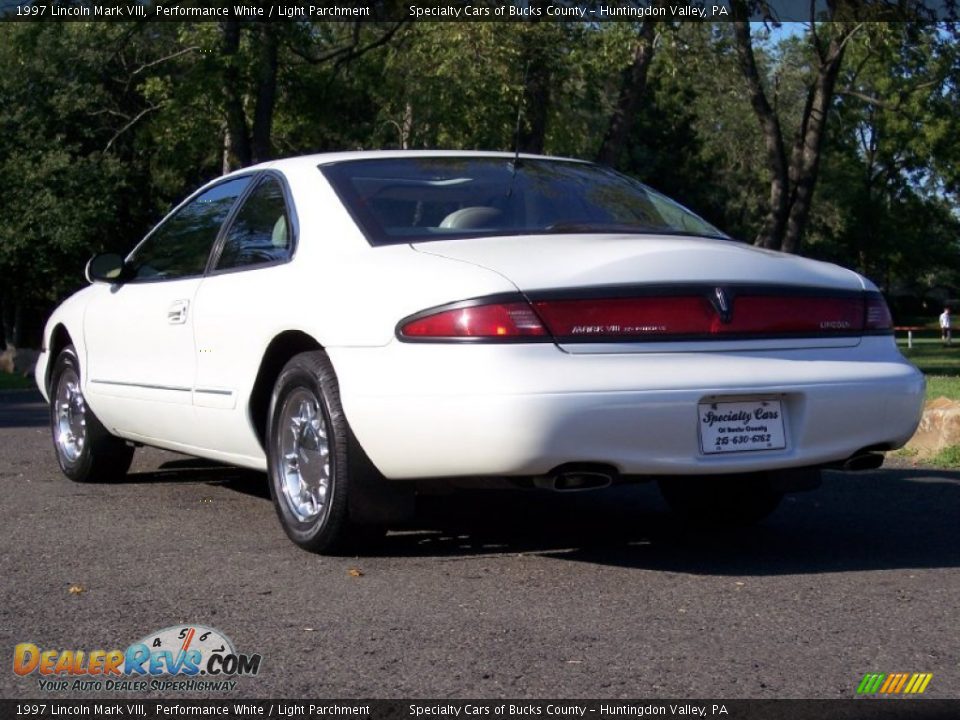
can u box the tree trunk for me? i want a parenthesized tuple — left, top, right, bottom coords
(0, 292, 7, 351)
(517, 6, 552, 154)
(222, 18, 252, 168)
(401, 102, 413, 150)
(732, 19, 789, 250)
(519, 68, 550, 154)
(1, 294, 21, 349)
(732, 13, 852, 254)
(251, 23, 279, 164)
(597, 21, 657, 168)
(222, 124, 232, 174)
(781, 34, 849, 254)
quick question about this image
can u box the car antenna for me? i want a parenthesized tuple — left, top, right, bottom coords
(507, 62, 529, 198)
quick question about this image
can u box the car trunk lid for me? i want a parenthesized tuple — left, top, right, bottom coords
(411, 234, 877, 352)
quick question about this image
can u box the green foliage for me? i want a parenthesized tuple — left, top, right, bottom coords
(798, 24, 960, 291)
(928, 444, 960, 468)
(0, 20, 957, 345)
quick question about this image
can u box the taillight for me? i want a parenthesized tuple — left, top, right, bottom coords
(864, 292, 893, 331)
(532, 294, 870, 340)
(728, 296, 865, 334)
(399, 301, 548, 339)
(533, 297, 716, 338)
(397, 289, 893, 343)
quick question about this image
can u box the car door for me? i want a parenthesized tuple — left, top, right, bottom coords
(83, 176, 252, 447)
(189, 172, 297, 460)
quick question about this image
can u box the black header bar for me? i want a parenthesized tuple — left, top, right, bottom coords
(1, 0, 957, 23)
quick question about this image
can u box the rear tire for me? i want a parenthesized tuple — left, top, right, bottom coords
(658, 473, 783, 527)
(49, 345, 134, 483)
(266, 350, 387, 554)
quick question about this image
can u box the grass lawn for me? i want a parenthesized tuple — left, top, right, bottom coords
(924, 375, 960, 401)
(0, 372, 36, 391)
(897, 335, 960, 378)
(896, 334, 960, 400)
(894, 334, 960, 468)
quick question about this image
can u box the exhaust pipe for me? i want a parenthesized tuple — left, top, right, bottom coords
(842, 452, 885, 471)
(535, 464, 617, 492)
(553, 471, 613, 491)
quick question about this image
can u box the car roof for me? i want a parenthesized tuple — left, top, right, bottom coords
(234, 150, 592, 177)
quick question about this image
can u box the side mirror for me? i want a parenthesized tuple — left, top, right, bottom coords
(85, 253, 127, 284)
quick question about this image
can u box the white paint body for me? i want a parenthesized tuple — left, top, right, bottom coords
(36, 151, 925, 480)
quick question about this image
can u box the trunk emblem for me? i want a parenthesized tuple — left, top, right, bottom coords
(711, 287, 732, 324)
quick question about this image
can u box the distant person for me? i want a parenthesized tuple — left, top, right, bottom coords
(940, 306, 952, 346)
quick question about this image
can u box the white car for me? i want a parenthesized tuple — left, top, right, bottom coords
(36, 151, 924, 553)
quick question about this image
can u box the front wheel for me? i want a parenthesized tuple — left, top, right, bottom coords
(658, 473, 783, 527)
(49, 345, 134, 483)
(266, 350, 385, 554)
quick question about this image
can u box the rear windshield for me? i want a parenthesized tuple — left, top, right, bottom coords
(320, 157, 727, 246)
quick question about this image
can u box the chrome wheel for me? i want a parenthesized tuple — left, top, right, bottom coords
(55, 367, 87, 463)
(276, 388, 331, 523)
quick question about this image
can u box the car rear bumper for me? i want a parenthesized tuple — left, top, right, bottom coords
(329, 337, 925, 480)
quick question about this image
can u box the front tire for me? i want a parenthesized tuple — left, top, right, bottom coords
(266, 350, 385, 554)
(49, 345, 134, 483)
(658, 473, 783, 527)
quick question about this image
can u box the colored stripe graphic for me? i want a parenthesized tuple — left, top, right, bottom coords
(879, 674, 897, 693)
(857, 672, 932, 694)
(857, 673, 886, 694)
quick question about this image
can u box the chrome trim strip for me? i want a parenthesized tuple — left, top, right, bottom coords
(194, 388, 234, 397)
(90, 379, 192, 393)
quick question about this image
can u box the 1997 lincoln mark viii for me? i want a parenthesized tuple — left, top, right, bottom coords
(35, 151, 924, 553)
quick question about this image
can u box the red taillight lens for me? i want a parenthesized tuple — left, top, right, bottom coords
(532, 294, 877, 340)
(730, 296, 864, 334)
(398, 289, 893, 342)
(400, 302, 548, 339)
(865, 292, 893, 331)
(533, 297, 716, 338)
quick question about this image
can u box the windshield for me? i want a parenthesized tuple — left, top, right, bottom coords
(321, 157, 727, 246)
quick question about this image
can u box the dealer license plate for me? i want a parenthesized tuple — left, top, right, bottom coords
(698, 399, 787, 455)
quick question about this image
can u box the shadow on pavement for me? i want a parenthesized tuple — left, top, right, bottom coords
(179, 460, 960, 575)
(376, 469, 960, 576)
(115, 458, 960, 574)
(125, 458, 271, 499)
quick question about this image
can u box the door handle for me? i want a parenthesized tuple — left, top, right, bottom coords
(167, 300, 189, 324)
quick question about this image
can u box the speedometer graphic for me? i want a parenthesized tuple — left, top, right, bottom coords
(130, 624, 236, 675)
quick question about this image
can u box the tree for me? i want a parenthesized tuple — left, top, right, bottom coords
(219, 19, 406, 170)
(0, 23, 190, 346)
(803, 23, 960, 290)
(731, 5, 861, 253)
(597, 20, 658, 167)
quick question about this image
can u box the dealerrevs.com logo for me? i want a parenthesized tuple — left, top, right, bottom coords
(13, 625, 262, 693)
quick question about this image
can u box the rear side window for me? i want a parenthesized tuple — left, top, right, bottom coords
(128, 177, 251, 281)
(215, 176, 292, 271)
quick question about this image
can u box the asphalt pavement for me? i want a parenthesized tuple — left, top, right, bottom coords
(2, 391, 958, 699)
